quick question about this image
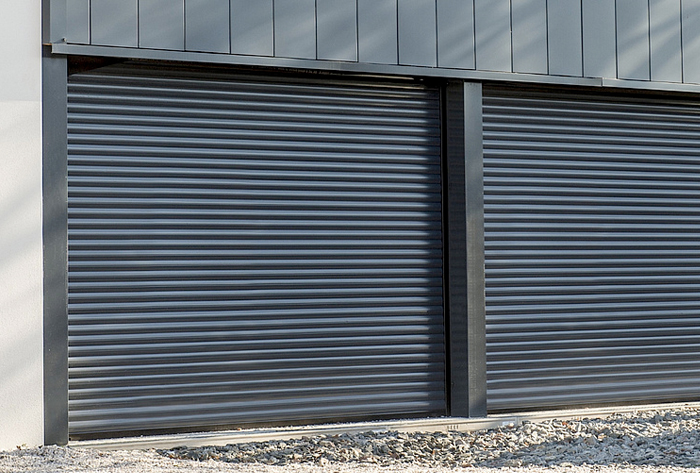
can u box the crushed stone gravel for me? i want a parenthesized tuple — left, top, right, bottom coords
(159, 408, 700, 468)
(3, 407, 700, 472)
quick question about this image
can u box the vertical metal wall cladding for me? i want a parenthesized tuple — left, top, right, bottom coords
(483, 87, 700, 411)
(66, 64, 444, 438)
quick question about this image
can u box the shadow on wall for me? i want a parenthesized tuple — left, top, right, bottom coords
(0, 101, 44, 449)
(650, 0, 684, 82)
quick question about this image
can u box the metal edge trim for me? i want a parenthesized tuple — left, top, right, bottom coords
(42, 47, 69, 446)
(51, 42, 609, 87)
(72, 401, 700, 451)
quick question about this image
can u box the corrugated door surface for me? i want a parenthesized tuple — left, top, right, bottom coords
(484, 87, 700, 411)
(67, 64, 444, 438)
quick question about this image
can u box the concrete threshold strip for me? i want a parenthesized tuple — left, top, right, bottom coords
(73, 401, 700, 451)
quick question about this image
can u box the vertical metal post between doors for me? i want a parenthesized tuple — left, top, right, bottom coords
(445, 81, 486, 418)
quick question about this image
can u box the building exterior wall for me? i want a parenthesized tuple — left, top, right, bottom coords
(0, 0, 44, 451)
(19, 0, 700, 445)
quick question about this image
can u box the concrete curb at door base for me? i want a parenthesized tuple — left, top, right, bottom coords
(72, 401, 700, 451)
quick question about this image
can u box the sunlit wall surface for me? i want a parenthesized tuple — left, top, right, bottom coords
(0, 0, 44, 451)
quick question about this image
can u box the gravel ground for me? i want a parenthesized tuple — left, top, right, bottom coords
(3, 407, 700, 472)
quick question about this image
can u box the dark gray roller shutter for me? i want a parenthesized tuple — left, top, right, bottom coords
(484, 87, 700, 412)
(66, 64, 444, 438)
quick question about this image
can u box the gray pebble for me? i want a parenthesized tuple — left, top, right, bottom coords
(158, 407, 700, 468)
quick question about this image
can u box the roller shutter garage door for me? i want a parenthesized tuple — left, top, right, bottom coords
(66, 64, 445, 438)
(484, 87, 700, 412)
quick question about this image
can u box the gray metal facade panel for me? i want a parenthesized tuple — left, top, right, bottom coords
(55, 0, 700, 91)
(398, 0, 438, 67)
(230, 0, 273, 56)
(357, 0, 398, 64)
(682, 0, 700, 83)
(511, 0, 548, 74)
(617, 0, 651, 81)
(650, 0, 683, 83)
(483, 87, 700, 411)
(582, 0, 617, 78)
(45, 0, 67, 44)
(316, 0, 358, 62)
(274, 0, 317, 60)
(90, 0, 138, 47)
(66, 65, 445, 437)
(66, 0, 90, 45)
(547, 0, 583, 77)
(437, 0, 475, 69)
(185, 0, 230, 54)
(139, 0, 185, 51)
(474, 0, 512, 72)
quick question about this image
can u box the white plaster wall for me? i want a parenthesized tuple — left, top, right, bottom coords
(0, 0, 44, 450)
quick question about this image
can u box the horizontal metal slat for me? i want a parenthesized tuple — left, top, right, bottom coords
(68, 396, 446, 436)
(68, 363, 447, 384)
(68, 335, 445, 357)
(67, 106, 441, 130)
(68, 333, 446, 354)
(67, 176, 439, 192)
(68, 381, 445, 411)
(69, 380, 446, 411)
(68, 120, 440, 139)
(69, 124, 442, 145)
(68, 297, 444, 315)
(67, 79, 440, 106)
